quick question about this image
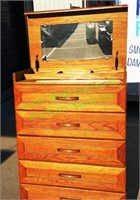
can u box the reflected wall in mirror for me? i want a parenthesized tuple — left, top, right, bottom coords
(40, 21, 113, 60)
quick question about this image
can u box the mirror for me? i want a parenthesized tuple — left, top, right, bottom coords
(40, 21, 113, 60)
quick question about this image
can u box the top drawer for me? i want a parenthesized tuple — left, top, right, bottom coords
(14, 85, 126, 112)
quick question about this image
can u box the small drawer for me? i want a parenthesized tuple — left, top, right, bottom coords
(14, 84, 126, 112)
(18, 136, 125, 167)
(21, 184, 126, 200)
(16, 111, 126, 140)
(19, 160, 126, 193)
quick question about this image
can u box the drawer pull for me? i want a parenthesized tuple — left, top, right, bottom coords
(55, 97, 79, 101)
(59, 173, 81, 179)
(57, 148, 80, 153)
(57, 123, 80, 127)
(60, 198, 80, 200)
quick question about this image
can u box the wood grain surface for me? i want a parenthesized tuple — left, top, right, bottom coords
(21, 184, 126, 200)
(19, 160, 126, 192)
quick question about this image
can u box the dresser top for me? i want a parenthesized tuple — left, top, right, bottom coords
(25, 5, 128, 17)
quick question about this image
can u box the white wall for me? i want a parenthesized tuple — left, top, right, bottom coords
(33, 0, 83, 11)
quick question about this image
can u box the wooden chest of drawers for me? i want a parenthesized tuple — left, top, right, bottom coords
(13, 5, 128, 200)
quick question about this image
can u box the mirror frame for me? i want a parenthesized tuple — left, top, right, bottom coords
(25, 6, 128, 71)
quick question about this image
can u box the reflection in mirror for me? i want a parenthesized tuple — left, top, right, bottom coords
(40, 21, 113, 60)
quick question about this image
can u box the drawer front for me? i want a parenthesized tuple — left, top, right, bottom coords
(21, 184, 126, 200)
(18, 136, 125, 167)
(19, 160, 126, 193)
(14, 85, 126, 112)
(16, 111, 126, 140)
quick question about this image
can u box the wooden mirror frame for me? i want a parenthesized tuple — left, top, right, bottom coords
(25, 5, 128, 72)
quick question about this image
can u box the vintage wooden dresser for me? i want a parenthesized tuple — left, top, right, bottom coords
(13, 5, 128, 200)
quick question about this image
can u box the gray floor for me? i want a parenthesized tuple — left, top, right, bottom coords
(1, 88, 20, 199)
(1, 88, 139, 199)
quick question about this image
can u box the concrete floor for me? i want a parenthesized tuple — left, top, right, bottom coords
(1, 87, 139, 199)
(1, 88, 20, 199)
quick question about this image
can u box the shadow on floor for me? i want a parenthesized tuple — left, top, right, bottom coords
(1, 150, 16, 164)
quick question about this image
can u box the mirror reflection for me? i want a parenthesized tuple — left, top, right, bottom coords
(40, 21, 112, 60)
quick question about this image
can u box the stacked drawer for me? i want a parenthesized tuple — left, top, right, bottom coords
(14, 83, 126, 199)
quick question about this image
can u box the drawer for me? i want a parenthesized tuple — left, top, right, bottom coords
(21, 184, 126, 200)
(19, 160, 126, 193)
(18, 136, 125, 167)
(14, 85, 126, 112)
(16, 111, 126, 140)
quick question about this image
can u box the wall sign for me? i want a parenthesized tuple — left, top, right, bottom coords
(120, 0, 140, 82)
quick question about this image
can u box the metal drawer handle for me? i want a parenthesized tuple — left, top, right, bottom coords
(57, 148, 80, 153)
(60, 198, 80, 200)
(55, 97, 79, 101)
(59, 173, 81, 179)
(57, 123, 80, 127)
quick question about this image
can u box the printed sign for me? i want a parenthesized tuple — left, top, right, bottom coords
(120, 0, 140, 82)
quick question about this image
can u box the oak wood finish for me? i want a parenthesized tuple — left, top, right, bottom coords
(26, 6, 127, 71)
(24, 72, 125, 81)
(13, 5, 127, 200)
(21, 184, 126, 200)
(14, 84, 126, 112)
(17, 136, 125, 167)
(19, 160, 126, 192)
(16, 111, 126, 140)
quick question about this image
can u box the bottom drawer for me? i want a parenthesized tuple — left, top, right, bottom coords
(19, 160, 126, 193)
(21, 184, 126, 200)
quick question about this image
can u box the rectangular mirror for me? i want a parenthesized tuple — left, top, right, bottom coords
(40, 21, 113, 61)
